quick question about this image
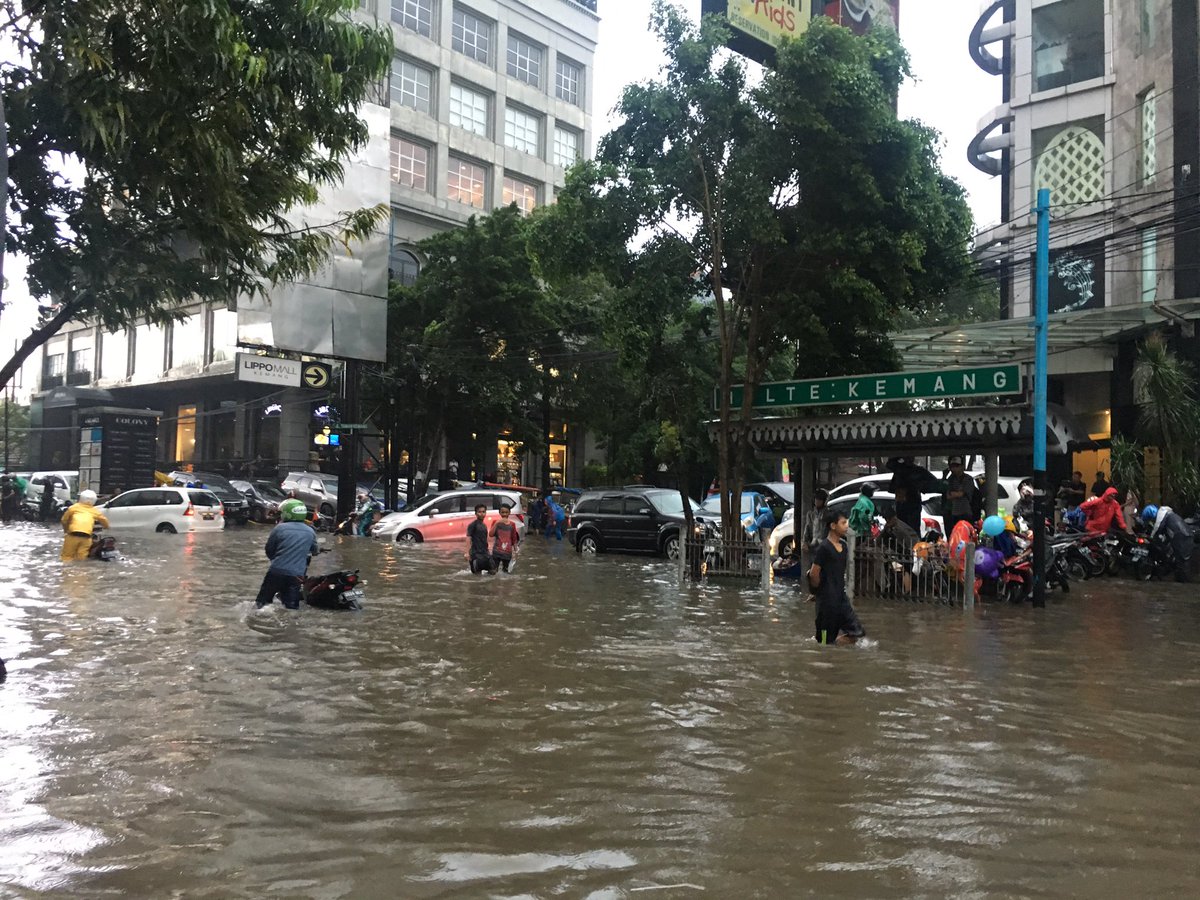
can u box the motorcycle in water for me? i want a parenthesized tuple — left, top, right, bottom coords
(88, 527, 120, 561)
(301, 544, 365, 609)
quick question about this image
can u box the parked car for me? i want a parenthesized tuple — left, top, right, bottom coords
(167, 470, 250, 525)
(696, 491, 773, 532)
(232, 479, 289, 523)
(567, 487, 702, 559)
(28, 470, 80, 504)
(742, 481, 794, 522)
(99, 486, 226, 533)
(281, 471, 341, 517)
(830, 470, 1028, 505)
(371, 488, 527, 543)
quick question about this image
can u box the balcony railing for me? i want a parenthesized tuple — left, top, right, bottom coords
(41, 373, 64, 389)
(67, 369, 93, 386)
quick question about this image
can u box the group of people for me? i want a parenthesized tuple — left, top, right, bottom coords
(528, 493, 567, 540)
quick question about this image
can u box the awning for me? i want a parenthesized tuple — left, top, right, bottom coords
(739, 403, 1094, 458)
(892, 298, 1200, 369)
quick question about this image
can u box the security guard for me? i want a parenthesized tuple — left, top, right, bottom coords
(60, 490, 109, 561)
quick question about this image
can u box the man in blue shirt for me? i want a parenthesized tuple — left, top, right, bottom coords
(255, 499, 320, 609)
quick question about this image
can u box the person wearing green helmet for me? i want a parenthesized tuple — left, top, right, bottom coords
(255, 498, 319, 609)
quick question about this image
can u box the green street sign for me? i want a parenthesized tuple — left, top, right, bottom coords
(721, 364, 1023, 410)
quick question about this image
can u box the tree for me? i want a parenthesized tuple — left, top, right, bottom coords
(1, 395, 30, 468)
(599, 2, 975, 532)
(1134, 336, 1200, 510)
(1, 0, 392, 389)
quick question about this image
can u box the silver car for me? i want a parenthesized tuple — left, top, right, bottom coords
(281, 471, 340, 516)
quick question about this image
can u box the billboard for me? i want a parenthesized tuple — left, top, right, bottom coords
(823, 0, 899, 35)
(702, 0, 815, 64)
(237, 103, 390, 363)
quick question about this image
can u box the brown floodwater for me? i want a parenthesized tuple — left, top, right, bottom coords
(1, 522, 1199, 898)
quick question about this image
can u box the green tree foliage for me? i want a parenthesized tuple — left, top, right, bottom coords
(1134, 336, 1200, 509)
(0, 397, 30, 467)
(0, 0, 392, 389)
(598, 2, 975, 530)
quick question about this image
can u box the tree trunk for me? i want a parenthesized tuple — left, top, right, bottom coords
(0, 300, 80, 392)
(0, 86, 7, 325)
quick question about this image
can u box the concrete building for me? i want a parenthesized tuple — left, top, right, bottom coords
(910, 0, 1200, 485)
(29, 0, 600, 488)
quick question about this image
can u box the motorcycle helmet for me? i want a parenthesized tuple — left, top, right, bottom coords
(279, 498, 309, 522)
(79, 489, 98, 506)
(1141, 504, 1159, 524)
(861, 481, 879, 498)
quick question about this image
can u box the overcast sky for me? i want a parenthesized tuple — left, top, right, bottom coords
(1, 1, 999, 391)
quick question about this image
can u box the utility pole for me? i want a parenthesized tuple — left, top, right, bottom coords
(1032, 187, 1050, 608)
(336, 359, 360, 525)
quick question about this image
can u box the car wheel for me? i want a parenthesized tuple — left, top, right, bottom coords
(253, 508, 265, 524)
(155, 523, 177, 534)
(579, 533, 600, 554)
(662, 532, 680, 560)
(397, 530, 422, 544)
(320, 503, 335, 517)
(777, 536, 794, 558)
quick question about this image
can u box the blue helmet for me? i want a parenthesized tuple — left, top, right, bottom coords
(1141, 504, 1159, 524)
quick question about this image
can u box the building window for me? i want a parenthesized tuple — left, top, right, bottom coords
(1032, 117, 1104, 212)
(502, 175, 538, 214)
(556, 57, 582, 105)
(176, 404, 197, 464)
(506, 33, 542, 87)
(390, 57, 433, 113)
(69, 347, 90, 373)
(1141, 88, 1157, 187)
(448, 157, 487, 208)
(1032, 0, 1104, 93)
(1141, 0, 1155, 45)
(391, 0, 433, 38)
(449, 82, 489, 135)
(210, 308, 238, 364)
(43, 351, 65, 388)
(390, 247, 421, 286)
(390, 134, 429, 190)
(553, 126, 580, 168)
(132, 323, 166, 380)
(170, 314, 205, 371)
(100, 328, 129, 380)
(504, 106, 541, 156)
(1141, 228, 1157, 302)
(452, 6, 491, 65)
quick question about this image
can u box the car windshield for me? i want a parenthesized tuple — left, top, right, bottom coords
(256, 483, 288, 501)
(646, 490, 701, 516)
(758, 484, 794, 504)
(700, 494, 756, 515)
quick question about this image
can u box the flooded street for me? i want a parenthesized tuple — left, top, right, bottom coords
(2, 523, 1199, 898)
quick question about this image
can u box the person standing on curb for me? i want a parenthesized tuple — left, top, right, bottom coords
(808, 509, 866, 646)
(254, 499, 319, 609)
(942, 457, 977, 536)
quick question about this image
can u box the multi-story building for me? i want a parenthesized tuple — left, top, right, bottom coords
(945, 0, 1200, 482)
(29, 0, 600, 486)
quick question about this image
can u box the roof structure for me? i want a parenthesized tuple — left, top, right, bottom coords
(892, 298, 1200, 370)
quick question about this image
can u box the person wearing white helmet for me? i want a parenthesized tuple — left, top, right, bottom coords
(60, 489, 109, 561)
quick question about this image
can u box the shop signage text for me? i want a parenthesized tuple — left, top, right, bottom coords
(237, 352, 302, 387)
(721, 364, 1023, 410)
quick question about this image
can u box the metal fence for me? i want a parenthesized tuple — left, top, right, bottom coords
(679, 527, 976, 608)
(846, 533, 975, 608)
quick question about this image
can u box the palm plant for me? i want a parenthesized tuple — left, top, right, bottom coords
(1134, 336, 1200, 509)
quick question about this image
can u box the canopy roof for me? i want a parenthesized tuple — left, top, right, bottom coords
(743, 404, 1093, 458)
(892, 299, 1200, 369)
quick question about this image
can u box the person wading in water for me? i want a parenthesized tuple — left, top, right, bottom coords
(808, 508, 866, 646)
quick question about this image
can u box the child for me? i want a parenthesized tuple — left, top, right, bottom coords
(489, 504, 521, 572)
(808, 509, 866, 646)
(464, 504, 492, 574)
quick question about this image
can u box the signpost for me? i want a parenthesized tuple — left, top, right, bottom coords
(720, 364, 1022, 410)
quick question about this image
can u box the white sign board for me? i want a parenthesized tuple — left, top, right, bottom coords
(236, 353, 303, 387)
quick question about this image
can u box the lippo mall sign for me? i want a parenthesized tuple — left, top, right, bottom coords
(721, 364, 1023, 410)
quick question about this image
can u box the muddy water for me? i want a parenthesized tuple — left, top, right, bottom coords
(2, 522, 1199, 898)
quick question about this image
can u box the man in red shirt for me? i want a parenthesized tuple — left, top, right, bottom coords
(1080, 486, 1127, 534)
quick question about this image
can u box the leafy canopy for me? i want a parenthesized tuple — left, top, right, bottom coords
(1, 0, 392, 386)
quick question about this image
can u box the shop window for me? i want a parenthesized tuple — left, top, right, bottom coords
(176, 405, 197, 463)
(1032, 0, 1104, 93)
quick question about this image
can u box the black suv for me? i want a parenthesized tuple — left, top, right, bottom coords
(168, 470, 250, 525)
(567, 487, 699, 559)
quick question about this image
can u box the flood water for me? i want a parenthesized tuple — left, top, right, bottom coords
(2, 522, 1199, 898)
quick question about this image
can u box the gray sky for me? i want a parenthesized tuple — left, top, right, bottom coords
(2, 1, 997, 392)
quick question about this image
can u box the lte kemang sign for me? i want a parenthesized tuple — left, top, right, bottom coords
(702, 1, 899, 63)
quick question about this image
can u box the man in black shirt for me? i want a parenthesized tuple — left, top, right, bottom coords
(464, 504, 493, 574)
(808, 508, 866, 646)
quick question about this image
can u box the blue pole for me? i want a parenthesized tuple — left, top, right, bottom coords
(1032, 187, 1050, 608)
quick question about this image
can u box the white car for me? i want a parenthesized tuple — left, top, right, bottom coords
(372, 488, 527, 543)
(769, 491, 945, 558)
(99, 486, 226, 533)
(830, 470, 1028, 505)
(29, 470, 79, 504)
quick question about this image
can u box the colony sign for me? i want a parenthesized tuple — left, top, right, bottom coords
(722, 364, 1023, 410)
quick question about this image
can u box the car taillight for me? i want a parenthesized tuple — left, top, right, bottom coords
(183, 503, 194, 516)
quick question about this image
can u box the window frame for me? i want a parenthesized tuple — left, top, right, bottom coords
(506, 32, 543, 87)
(389, 133, 430, 191)
(553, 125, 581, 168)
(555, 56, 582, 106)
(448, 81, 490, 136)
(502, 175, 539, 215)
(391, 0, 433, 38)
(447, 156, 489, 209)
(503, 104, 541, 156)
(451, 5, 492, 65)
(390, 56, 434, 113)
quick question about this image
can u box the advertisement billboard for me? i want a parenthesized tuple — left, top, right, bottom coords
(823, 0, 899, 35)
(701, 0, 815, 64)
(236, 103, 390, 363)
